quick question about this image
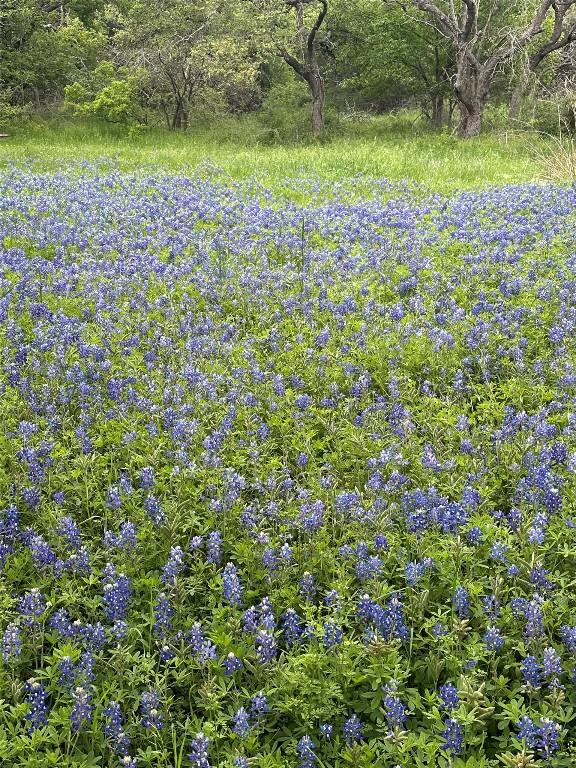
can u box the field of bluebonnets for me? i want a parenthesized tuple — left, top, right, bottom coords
(2, 162, 576, 768)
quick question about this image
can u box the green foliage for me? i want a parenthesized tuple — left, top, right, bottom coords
(256, 79, 332, 142)
(0, 90, 30, 131)
(331, 0, 453, 120)
(1, 0, 576, 138)
(65, 62, 149, 126)
(0, 4, 103, 111)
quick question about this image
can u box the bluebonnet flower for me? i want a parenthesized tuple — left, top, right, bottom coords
(439, 683, 459, 711)
(58, 656, 76, 689)
(529, 565, 554, 592)
(70, 686, 93, 731)
(524, 596, 545, 641)
(189, 535, 204, 553)
(373, 534, 389, 551)
(296, 452, 309, 467)
(262, 547, 277, 572)
(107, 486, 122, 510)
(24, 679, 49, 732)
(528, 526, 545, 545)
(542, 647, 562, 685)
(22, 487, 40, 509)
(49, 608, 75, 638)
(561, 625, 576, 653)
(56, 516, 82, 549)
(222, 562, 243, 607)
(188, 732, 211, 767)
(383, 692, 407, 732)
(103, 521, 137, 551)
(18, 588, 46, 626)
(453, 586, 470, 617)
(223, 652, 243, 675)
(324, 589, 341, 608)
(467, 526, 483, 546)
(83, 622, 107, 650)
(537, 718, 561, 758)
(28, 534, 56, 570)
(489, 542, 508, 563)
(232, 707, 251, 738)
(250, 692, 269, 720)
(323, 621, 343, 648)
(517, 715, 538, 747)
(162, 546, 185, 585)
(144, 494, 166, 525)
(299, 571, 317, 601)
(140, 466, 155, 490)
(77, 650, 95, 684)
(241, 606, 259, 634)
(140, 691, 163, 729)
(299, 499, 324, 532)
(187, 622, 217, 665)
(207, 531, 222, 564)
(516, 717, 561, 758)
(484, 626, 505, 652)
(103, 701, 131, 755)
(159, 643, 174, 662)
(1, 622, 21, 661)
(405, 559, 432, 587)
(355, 555, 383, 581)
(315, 327, 330, 348)
(481, 595, 500, 620)
(319, 722, 333, 739)
(153, 592, 173, 638)
(440, 717, 464, 755)
(281, 609, 303, 646)
(296, 735, 317, 767)
(342, 714, 363, 744)
(102, 564, 132, 622)
(511, 597, 527, 618)
(119, 473, 133, 495)
(255, 630, 277, 663)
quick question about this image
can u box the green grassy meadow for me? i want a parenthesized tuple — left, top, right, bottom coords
(0, 122, 546, 190)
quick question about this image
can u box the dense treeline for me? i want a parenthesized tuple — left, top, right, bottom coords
(2, 0, 576, 138)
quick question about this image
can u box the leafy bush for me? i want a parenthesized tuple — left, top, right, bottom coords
(65, 62, 149, 127)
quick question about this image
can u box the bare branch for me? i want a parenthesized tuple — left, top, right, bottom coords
(307, 0, 327, 56)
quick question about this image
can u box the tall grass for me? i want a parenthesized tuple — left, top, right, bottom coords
(0, 118, 552, 190)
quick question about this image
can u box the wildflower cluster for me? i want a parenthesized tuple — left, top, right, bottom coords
(0, 170, 574, 764)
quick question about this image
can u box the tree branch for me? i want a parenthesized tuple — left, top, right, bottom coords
(307, 0, 327, 55)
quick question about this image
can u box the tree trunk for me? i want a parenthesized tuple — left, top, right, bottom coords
(172, 101, 186, 130)
(430, 92, 445, 127)
(455, 58, 490, 138)
(458, 100, 486, 137)
(509, 67, 530, 122)
(309, 75, 325, 137)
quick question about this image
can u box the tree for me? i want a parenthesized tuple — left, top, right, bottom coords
(85, 0, 261, 130)
(400, 0, 576, 137)
(0, 0, 103, 115)
(278, 0, 329, 136)
(333, 0, 454, 125)
(509, 1, 576, 120)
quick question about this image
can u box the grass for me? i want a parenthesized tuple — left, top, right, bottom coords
(0, 119, 547, 191)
